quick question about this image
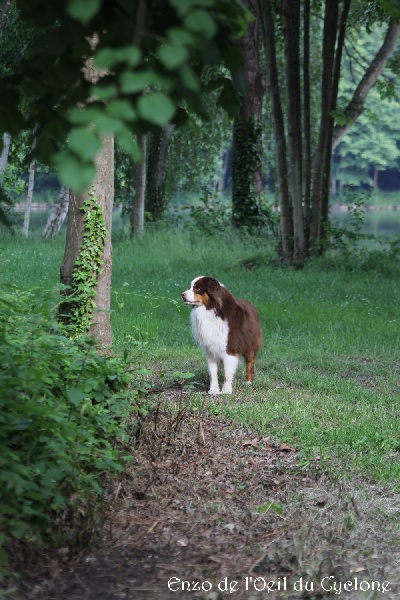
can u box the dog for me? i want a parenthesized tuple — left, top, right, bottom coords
(181, 276, 262, 394)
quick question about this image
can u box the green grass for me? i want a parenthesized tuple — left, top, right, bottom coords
(1, 226, 400, 485)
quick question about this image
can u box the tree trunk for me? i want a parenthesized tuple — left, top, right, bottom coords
(131, 134, 146, 235)
(259, 0, 292, 263)
(232, 0, 265, 228)
(145, 125, 172, 221)
(60, 44, 114, 347)
(282, 0, 304, 262)
(320, 0, 351, 243)
(332, 18, 400, 152)
(302, 0, 311, 230)
(60, 136, 114, 346)
(42, 187, 69, 239)
(309, 0, 339, 254)
(373, 168, 379, 191)
(0, 132, 11, 186)
(22, 159, 35, 237)
(90, 135, 114, 344)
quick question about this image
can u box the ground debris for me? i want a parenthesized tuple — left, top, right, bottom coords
(9, 396, 400, 600)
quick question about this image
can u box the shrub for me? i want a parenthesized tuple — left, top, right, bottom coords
(0, 287, 146, 572)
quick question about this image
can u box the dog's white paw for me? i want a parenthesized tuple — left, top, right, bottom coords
(208, 388, 221, 395)
(220, 384, 233, 394)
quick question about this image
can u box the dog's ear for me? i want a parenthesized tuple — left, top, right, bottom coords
(203, 277, 224, 312)
(203, 277, 220, 295)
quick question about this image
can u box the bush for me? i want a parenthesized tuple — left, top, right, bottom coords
(0, 287, 146, 572)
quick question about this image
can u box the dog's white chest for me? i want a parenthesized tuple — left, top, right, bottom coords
(190, 306, 229, 359)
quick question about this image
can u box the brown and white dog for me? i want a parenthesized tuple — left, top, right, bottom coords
(181, 276, 262, 394)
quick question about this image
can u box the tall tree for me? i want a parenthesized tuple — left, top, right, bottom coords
(59, 36, 114, 344)
(232, 0, 266, 228)
(145, 125, 173, 222)
(260, 0, 292, 263)
(259, 0, 399, 263)
(42, 186, 69, 239)
(131, 134, 146, 235)
(60, 133, 114, 345)
(0, 132, 11, 186)
(22, 158, 35, 237)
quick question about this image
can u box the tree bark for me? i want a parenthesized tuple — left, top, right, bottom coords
(90, 135, 114, 345)
(282, 0, 304, 262)
(145, 125, 173, 221)
(22, 159, 35, 237)
(332, 18, 400, 151)
(232, 0, 265, 228)
(320, 0, 351, 239)
(309, 0, 339, 253)
(373, 168, 379, 191)
(131, 134, 146, 235)
(0, 132, 11, 187)
(60, 135, 114, 346)
(60, 42, 114, 347)
(302, 0, 311, 229)
(0, 0, 12, 33)
(42, 186, 69, 239)
(259, 0, 292, 263)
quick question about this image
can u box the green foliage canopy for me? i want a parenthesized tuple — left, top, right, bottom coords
(0, 0, 250, 192)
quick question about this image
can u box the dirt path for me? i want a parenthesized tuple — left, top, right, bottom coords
(11, 397, 400, 600)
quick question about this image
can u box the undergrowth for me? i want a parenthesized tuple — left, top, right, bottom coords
(0, 286, 149, 578)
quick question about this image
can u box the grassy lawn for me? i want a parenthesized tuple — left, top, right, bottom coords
(2, 226, 400, 485)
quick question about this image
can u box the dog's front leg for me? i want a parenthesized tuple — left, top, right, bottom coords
(206, 356, 220, 395)
(221, 354, 239, 394)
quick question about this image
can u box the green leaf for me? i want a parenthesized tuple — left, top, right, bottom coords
(120, 70, 174, 94)
(69, 128, 102, 161)
(119, 72, 149, 94)
(180, 65, 200, 92)
(116, 129, 141, 160)
(67, 388, 85, 406)
(68, 106, 103, 126)
(158, 43, 189, 69)
(105, 100, 136, 121)
(66, 0, 102, 23)
(54, 151, 96, 192)
(115, 46, 142, 67)
(184, 9, 218, 38)
(94, 48, 118, 70)
(92, 84, 118, 101)
(137, 93, 176, 126)
(256, 502, 283, 515)
(379, 0, 400, 18)
(167, 27, 196, 47)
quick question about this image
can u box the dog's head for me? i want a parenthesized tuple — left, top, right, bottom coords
(181, 276, 223, 308)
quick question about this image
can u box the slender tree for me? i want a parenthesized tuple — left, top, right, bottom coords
(42, 186, 69, 239)
(0, 132, 11, 186)
(131, 134, 146, 235)
(145, 125, 173, 222)
(282, 0, 305, 261)
(332, 17, 400, 150)
(259, 0, 292, 263)
(22, 158, 35, 237)
(232, 0, 266, 228)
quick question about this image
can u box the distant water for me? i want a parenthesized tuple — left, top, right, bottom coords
(330, 207, 400, 238)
